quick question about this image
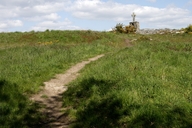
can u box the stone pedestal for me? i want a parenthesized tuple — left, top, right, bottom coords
(129, 21, 140, 32)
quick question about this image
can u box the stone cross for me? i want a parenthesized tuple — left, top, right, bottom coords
(131, 12, 136, 22)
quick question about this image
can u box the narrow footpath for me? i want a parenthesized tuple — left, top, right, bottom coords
(30, 54, 104, 128)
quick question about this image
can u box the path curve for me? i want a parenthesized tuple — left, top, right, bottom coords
(30, 54, 104, 127)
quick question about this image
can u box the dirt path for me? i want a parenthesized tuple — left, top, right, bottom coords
(30, 54, 104, 128)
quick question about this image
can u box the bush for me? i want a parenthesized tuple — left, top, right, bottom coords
(184, 24, 192, 33)
(125, 25, 136, 33)
(114, 23, 125, 33)
(114, 23, 136, 34)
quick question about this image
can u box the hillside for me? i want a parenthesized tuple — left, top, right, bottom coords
(0, 30, 192, 127)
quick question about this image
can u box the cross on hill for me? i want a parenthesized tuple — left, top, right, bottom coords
(131, 12, 136, 22)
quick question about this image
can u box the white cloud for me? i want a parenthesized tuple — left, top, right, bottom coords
(33, 2, 66, 14)
(66, 0, 138, 21)
(43, 13, 61, 21)
(0, 20, 23, 30)
(0, 5, 18, 18)
(0, 0, 69, 18)
(0, 0, 71, 31)
(0, 0, 192, 31)
(0, 23, 7, 29)
(21, 13, 61, 22)
(66, 0, 192, 29)
(31, 18, 81, 31)
(8, 20, 23, 27)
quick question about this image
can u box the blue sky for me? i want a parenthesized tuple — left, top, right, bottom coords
(0, 0, 192, 32)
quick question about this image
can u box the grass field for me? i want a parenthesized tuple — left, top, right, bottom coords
(0, 30, 125, 127)
(63, 33, 192, 127)
(0, 30, 192, 127)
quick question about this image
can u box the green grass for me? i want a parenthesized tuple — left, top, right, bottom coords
(0, 30, 125, 93)
(0, 80, 41, 127)
(63, 34, 192, 127)
(0, 30, 127, 127)
(0, 30, 192, 127)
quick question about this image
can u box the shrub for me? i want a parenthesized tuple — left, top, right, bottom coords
(125, 25, 136, 33)
(114, 23, 136, 34)
(114, 23, 125, 33)
(184, 24, 192, 33)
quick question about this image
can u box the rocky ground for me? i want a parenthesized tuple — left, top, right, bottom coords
(136, 28, 184, 35)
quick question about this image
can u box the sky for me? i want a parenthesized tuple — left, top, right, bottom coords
(0, 0, 192, 32)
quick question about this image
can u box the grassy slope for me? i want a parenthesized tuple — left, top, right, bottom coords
(0, 31, 191, 127)
(63, 34, 192, 127)
(0, 30, 126, 127)
(0, 30, 123, 93)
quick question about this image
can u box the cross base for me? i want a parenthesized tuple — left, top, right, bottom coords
(129, 21, 140, 31)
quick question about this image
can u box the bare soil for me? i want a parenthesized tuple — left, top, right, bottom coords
(30, 54, 104, 128)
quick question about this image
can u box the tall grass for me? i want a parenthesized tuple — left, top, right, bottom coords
(1, 30, 192, 127)
(0, 44, 108, 93)
(0, 30, 126, 127)
(63, 37, 192, 127)
(0, 80, 41, 127)
(0, 30, 123, 93)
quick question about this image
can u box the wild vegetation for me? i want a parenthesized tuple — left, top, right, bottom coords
(63, 33, 192, 127)
(0, 30, 125, 127)
(113, 23, 136, 33)
(182, 24, 192, 33)
(0, 29, 192, 127)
